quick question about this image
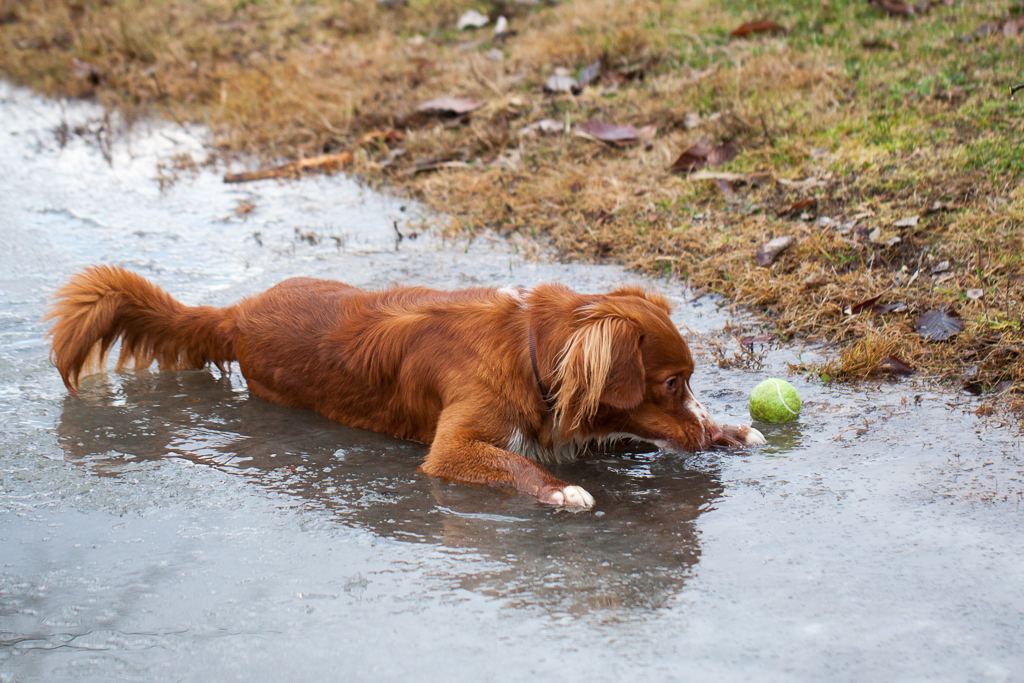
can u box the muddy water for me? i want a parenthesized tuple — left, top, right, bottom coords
(1, 81, 1022, 682)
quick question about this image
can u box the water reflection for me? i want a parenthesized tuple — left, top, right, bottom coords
(57, 369, 724, 615)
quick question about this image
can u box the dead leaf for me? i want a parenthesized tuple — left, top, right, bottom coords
(575, 120, 641, 145)
(730, 20, 787, 37)
(223, 152, 353, 183)
(923, 201, 955, 215)
(777, 198, 816, 218)
(577, 60, 601, 88)
(1003, 17, 1024, 36)
(737, 334, 778, 345)
(544, 73, 578, 94)
(457, 9, 489, 29)
(879, 355, 914, 375)
(519, 119, 563, 135)
(929, 260, 950, 274)
(670, 141, 737, 173)
(683, 112, 701, 130)
(966, 288, 984, 300)
(894, 214, 920, 228)
(916, 308, 962, 341)
(847, 293, 884, 315)
(637, 125, 657, 142)
(803, 272, 829, 290)
(494, 15, 508, 36)
(416, 97, 485, 115)
(873, 302, 907, 315)
(756, 235, 795, 267)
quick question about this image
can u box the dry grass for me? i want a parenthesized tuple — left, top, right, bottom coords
(2, 0, 1022, 416)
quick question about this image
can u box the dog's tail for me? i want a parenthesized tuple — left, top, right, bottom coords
(45, 265, 238, 393)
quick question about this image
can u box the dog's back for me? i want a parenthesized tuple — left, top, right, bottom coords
(221, 279, 533, 443)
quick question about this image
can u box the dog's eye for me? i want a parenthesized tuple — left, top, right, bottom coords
(664, 376, 678, 392)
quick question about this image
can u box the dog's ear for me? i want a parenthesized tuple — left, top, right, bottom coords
(552, 314, 644, 430)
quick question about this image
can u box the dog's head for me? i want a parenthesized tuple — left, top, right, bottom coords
(548, 287, 723, 452)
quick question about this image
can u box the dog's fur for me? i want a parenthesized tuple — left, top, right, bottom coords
(46, 266, 764, 507)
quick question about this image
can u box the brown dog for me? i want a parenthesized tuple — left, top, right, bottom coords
(47, 266, 764, 507)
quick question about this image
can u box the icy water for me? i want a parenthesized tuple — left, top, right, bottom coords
(1, 82, 1023, 683)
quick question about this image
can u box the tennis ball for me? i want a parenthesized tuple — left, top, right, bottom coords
(749, 378, 801, 424)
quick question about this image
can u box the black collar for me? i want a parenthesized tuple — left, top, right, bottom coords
(528, 326, 555, 408)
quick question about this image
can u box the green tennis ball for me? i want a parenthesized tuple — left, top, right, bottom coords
(749, 378, 801, 424)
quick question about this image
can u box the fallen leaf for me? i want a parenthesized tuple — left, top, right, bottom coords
(879, 355, 914, 375)
(923, 201, 954, 214)
(577, 60, 601, 88)
(847, 293, 885, 315)
(1003, 17, 1024, 36)
(494, 15, 508, 35)
(683, 112, 701, 130)
(575, 120, 641, 145)
(873, 302, 907, 315)
(730, 20, 787, 37)
(966, 288, 984, 300)
(457, 9, 489, 29)
(416, 97, 485, 115)
(916, 308, 962, 341)
(756, 235, 795, 267)
(737, 334, 778, 345)
(893, 214, 919, 228)
(519, 119, 563, 135)
(777, 198, 816, 218)
(929, 260, 950, 274)
(670, 141, 737, 173)
(803, 272, 829, 290)
(544, 73, 579, 94)
(223, 152, 353, 183)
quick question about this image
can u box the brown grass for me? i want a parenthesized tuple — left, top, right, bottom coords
(2, 0, 1022, 416)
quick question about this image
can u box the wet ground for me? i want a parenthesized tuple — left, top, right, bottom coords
(1, 81, 1023, 682)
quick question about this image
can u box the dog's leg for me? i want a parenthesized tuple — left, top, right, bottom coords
(421, 406, 595, 508)
(715, 424, 767, 447)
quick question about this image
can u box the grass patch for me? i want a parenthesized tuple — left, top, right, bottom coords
(2, 0, 1022, 416)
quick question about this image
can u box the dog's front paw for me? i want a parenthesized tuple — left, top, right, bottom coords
(541, 485, 595, 508)
(716, 424, 767, 447)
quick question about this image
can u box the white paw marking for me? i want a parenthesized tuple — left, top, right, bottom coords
(558, 485, 595, 508)
(744, 426, 767, 445)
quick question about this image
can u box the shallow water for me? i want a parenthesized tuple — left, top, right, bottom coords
(1, 82, 1022, 682)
